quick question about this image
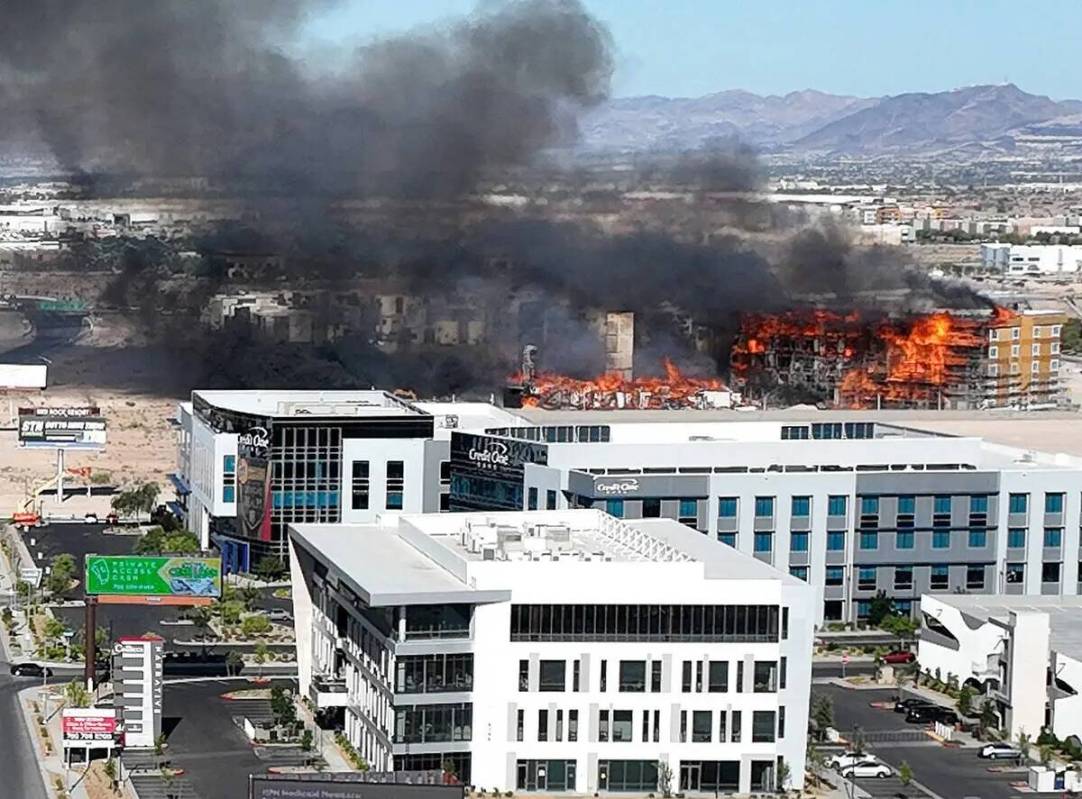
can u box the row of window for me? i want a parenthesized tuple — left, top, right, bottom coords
(529, 488, 559, 511)
(988, 343, 1061, 357)
(730, 525, 1069, 554)
(988, 324, 1061, 342)
(780, 422, 875, 440)
(350, 460, 404, 511)
(824, 561, 1073, 591)
(716, 492, 1064, 520)
(509, 604, 788, 643)
(514, 708, 782, 745)
(681, 659, 786, 693)
(987, 360, 1061, 377)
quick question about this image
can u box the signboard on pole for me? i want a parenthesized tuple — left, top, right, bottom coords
(62, 708, 118, 745)
(112, 636, 163, 748)
(18, 406, 106, 449)
(85, 555, 221, 599)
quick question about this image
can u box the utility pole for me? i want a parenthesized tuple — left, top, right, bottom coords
(84, 595, 97, 690)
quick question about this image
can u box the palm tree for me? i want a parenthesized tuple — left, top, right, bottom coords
(238, 586, 261, 612)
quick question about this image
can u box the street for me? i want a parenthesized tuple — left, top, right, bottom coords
(0, 630, 50, 799)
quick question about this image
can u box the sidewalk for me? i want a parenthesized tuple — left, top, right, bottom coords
(295, 696, 354, 772)
(16, 684, 93, 799)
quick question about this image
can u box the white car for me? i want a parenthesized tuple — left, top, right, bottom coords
(829, 752, 879, 770)
(979, 742, 1022, 759)
(840, 760, 892, 779)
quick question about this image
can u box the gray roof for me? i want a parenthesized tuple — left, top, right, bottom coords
(290, 523, 510, 607)
(933, 594, 1082, 661)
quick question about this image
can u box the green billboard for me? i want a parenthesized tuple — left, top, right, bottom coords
(85, 555, 222, 598)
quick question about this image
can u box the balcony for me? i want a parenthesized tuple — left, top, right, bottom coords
(309, 675, 349, 709)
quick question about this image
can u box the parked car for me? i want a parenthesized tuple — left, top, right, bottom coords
(840, 760, 892, 779)
(906, 705, 959, 725)
(83, 513, 100, 524)
(883, 650, 915, 664)
(266, 609, 293, 623)
(829, 752, 880, 770)
(979, 742, 1023, 759)
(10, 663, 53, 678)
(894, 697, 935, 714)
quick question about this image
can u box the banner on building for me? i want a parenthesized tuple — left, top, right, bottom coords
(237, 424, 273, 543)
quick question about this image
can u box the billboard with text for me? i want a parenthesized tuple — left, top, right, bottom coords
(85, 555, 221, 598)
(18, 406, 106, 449)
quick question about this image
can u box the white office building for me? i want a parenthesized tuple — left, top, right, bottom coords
(450, 418, 1082, 625)
(918, 594, 1082, 743)
(980, 243, 1082, 275)
(170, 389, 517, 570)
(290, 509, 814, 794)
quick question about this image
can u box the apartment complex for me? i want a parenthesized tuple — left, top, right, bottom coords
(918, 594, 1082, 742)
(449, 418, 1082, 624)
(290, 510, 813, 794)
(985, 310, 1066, 408)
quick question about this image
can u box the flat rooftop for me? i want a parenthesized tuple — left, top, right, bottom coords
(193, 389, 426, 418)
(932, 594, 1082, 661)
(291, 510, 797, 606)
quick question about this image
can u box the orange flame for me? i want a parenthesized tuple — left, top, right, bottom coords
(512, 358, 726, 410)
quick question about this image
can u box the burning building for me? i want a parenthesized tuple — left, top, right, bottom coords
(732, 307, 1068, 410)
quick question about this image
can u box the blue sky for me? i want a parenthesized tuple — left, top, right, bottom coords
(303, 0, 1081, 100)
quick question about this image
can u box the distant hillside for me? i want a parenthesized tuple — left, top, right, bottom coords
(580, 83, 1082, 156)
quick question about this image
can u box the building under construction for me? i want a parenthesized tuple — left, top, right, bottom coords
(731, 307, 1068, 410)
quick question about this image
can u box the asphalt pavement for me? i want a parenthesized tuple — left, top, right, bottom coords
(0, 637, 50, 799)
(816, 683, 1026, 799)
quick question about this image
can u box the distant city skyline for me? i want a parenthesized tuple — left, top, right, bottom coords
(303, 0, 1081, 100)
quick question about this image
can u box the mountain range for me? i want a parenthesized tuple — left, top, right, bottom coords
(579, 83, 1082, 156)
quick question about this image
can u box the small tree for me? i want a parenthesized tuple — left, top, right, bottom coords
(867, 591, 894, 626)
(102, 757, 117, 786)
(850, 725, 866, 756)
(957, 685, 975, 717)
(898, 760, 913, 787)
(241, 613, 271, 638)
(775, 759, 790, 794)
(254, 642, 270, 677)
(46, 553, 76, 595)
(64, 681, 90, 708)
(154, 733, 167, 756)
(226, 650, 244, 677)
(657, 761, 673, 799)
(253, 555, 285, 582)
(238, 586, 261, 611)
(1039, 743, 1054, 767)
(1019, 731, 1032, 764)
(812, 695, 834, 740)
(979, 699, 998, 735)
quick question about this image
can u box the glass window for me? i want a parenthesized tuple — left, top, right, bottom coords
(599, 710, 609, 742)
(789, 566, 808, 581)
(753, 661, 777, 692)
(612, 710, 633, 742)
(932, 530, 950, 549)
(754, 496, 774, 517)
(1045, 528, 1063, 547)
(751, 710, 776, 743)
(516, 709, 524, 741)
(1043, 562, 1062, 583)
(223, 454, 236, 474)
(539, 660, 565, 692)
(791, 496, 810, 516)
(968, 529, 987, 548)
(825, 566, 843, 586)
(857, 567, 876, 591)
(606, 498, 624, 518)
(718, 497, 738, 518)
(897, 495, 915, 515)
(682, 661, 692, 692)
(930, 565, 949, 589)
(650, 661, 661, 693)
(708, 661, 728, 692)
(966, 566, 985, 590)
(538, 709, 548, 741)
(546, 490, 557, 510)
(934, 495, 952, 514)
(1046, 493, 1065, 514)
(222, 484, 235, 503)
(731, 711, 742, 743)
(1006, 563, 1025, 584)
(642, 498, 661, 518)
(528, 487, 538, 511)
(860, 496, 879, 515)
(386, 460, 404, 510)
(827, 531, 845, 551)
(351, 460, 370, 510)
(970, 495, 988, 513)
(859, 531, 877, 550)
(896, 530, 914, 549)
(856, 600, 870, 618)
(618, 661, 646, 692)
(691, 710, 712, 743)
(1009, 493, 1028, 514)
(754, 532, 773, 553)
(790, 532, 808, 552)
(518, 660, 529, 691)
(569, 710, 578, 742)
(679, 498, 698, 519)
(894, 567, 913, 589)
(718, 532, 737, 548)
(827, 495, 847, 516)
(1008, 528, 1026, 548)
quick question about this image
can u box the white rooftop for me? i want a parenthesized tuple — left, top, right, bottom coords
(290, 510, 797, 607)
(193, 389, 425, 418)
(931, 594, 1082, 661)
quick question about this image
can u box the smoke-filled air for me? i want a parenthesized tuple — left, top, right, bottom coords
(0, 0, 989, 396)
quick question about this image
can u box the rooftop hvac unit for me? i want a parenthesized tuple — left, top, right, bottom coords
(496, 526, 522, 544)
(538, 524, 571, 543)
(482, 547, 496, 561)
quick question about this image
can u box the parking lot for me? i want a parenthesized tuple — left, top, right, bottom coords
(816, 684, 1029, 799)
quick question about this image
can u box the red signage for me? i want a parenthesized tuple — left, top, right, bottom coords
(62, 710, 118, 742)
(12, 512, 39, 525)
